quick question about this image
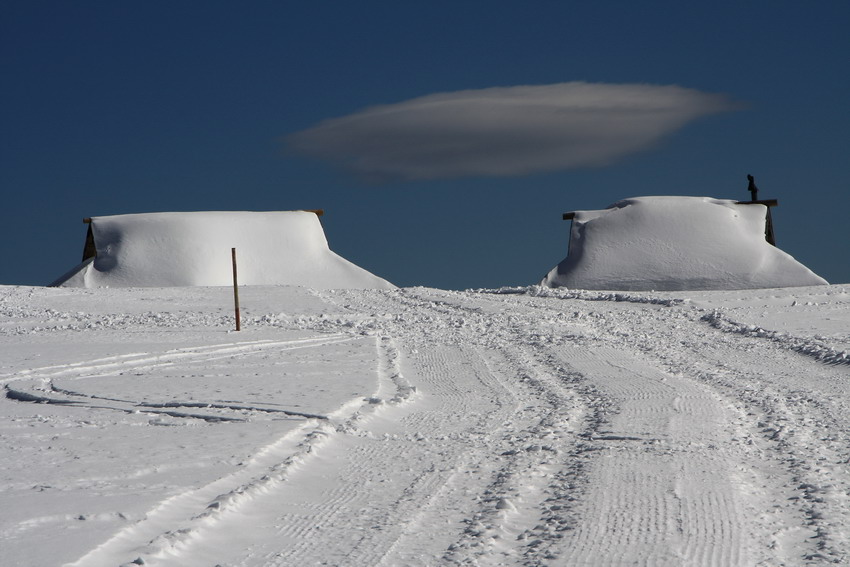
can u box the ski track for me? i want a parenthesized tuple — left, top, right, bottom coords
(2, 334, 353, 384)
(6, 286, 846, 566)
(3, 335, 352, 423)
(55, 332, 413, 567)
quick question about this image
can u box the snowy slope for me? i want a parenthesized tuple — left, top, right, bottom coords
(52, 211, 394, 289)
(1, 283, 848, 566)
(542, 196, 828, 291)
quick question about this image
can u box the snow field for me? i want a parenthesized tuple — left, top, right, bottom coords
(0, 283, 848, 566)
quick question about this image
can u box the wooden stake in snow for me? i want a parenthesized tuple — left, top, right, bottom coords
(231, 247, 241, 331)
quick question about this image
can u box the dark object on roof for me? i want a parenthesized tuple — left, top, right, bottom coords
(747, 174, 758, 201)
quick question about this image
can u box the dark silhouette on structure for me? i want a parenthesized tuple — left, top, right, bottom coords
(747, 174, 759, 201)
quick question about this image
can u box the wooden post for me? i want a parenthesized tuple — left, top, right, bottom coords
(231, 248, 241, 331)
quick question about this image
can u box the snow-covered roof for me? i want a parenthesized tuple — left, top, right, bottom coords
(541, 196, 827, 291)
(52, 211, 394, 289)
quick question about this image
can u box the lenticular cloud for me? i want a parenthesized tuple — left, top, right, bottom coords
(287, 82, 739, 181)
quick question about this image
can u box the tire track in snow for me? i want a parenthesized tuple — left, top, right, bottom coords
(574, 293, 850, 565)
(500, 288, 844, 565)
(437, 346, 593, 566)
(419, 290, 788, 565)
(658, 323, 850, 565)
(326, 289, 599, 566)
(231, 338, 520, 567)
(362, 343, 531, 567)
(515, 346, 754, 566)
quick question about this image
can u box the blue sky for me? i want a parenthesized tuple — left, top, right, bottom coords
(2, 1, 848, 289)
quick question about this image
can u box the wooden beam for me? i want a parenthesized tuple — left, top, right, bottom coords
(562, 212, 576, 220)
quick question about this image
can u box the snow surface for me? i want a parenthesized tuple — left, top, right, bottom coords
(1, 282, 849, 566)
(52, 211, 394, 289)
(542, 196, 828, 291)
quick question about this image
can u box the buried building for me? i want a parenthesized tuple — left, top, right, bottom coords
(541, 196, 827, 291)
(51, 210, 394, 289)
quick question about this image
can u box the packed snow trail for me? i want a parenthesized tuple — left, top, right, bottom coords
(0, 284, 848, 566)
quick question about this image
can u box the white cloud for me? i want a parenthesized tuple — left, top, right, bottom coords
(286, 82, 739, 181)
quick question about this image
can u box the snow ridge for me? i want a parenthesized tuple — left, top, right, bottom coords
(701, 309, 849, 366)
(485, 285, 687, 306)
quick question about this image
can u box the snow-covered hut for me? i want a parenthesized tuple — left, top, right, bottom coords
(541, 196, 827, 291)
(51, 211, 394, 289)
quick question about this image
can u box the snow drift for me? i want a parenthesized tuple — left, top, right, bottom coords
(541, 196, 827, 291)
(52, 211, 394, 289)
